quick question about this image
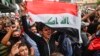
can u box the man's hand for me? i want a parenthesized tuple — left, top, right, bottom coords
(10, 41, 21, 56)
(19, 3, 26, 16)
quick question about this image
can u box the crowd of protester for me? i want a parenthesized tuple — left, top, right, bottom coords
(0, 3, 100, 56)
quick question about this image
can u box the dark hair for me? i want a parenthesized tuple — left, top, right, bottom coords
(89, 14, 96, 22)
(29, 23, 36, 28)
(18, 42, 27, 48)
(37, 22, 47, 31)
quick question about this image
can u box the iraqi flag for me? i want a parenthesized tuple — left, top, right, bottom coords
(26, 1, 82, 43)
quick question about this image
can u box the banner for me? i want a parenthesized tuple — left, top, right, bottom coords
(26, 1, 80, 29)
(26, 1, 82, 43)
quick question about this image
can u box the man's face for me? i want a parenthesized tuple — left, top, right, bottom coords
(41, 26, 52, 39)
(19, 46, 29, 56)
(12, 31, 21, 37)
(31, 26, 37, 33)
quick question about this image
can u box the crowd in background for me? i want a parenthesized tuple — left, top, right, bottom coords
(0, 3, 100, 56)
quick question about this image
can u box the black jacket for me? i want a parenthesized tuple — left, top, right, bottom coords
(21, 16, 56, 56)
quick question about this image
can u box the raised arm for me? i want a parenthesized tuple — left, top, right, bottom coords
(1, 27, 13, 46)
(9, 41, 21, 56)
(19, 3, 40, 42)
(82, 10, 97, 20)
(82, 5, 100, 20)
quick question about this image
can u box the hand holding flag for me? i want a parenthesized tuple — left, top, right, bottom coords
(19, 3, 27, 16)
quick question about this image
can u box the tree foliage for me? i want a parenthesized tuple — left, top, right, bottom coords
(97, 0, 100, 5)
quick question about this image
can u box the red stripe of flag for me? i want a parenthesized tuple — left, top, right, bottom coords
(26, 1, 78, 16)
